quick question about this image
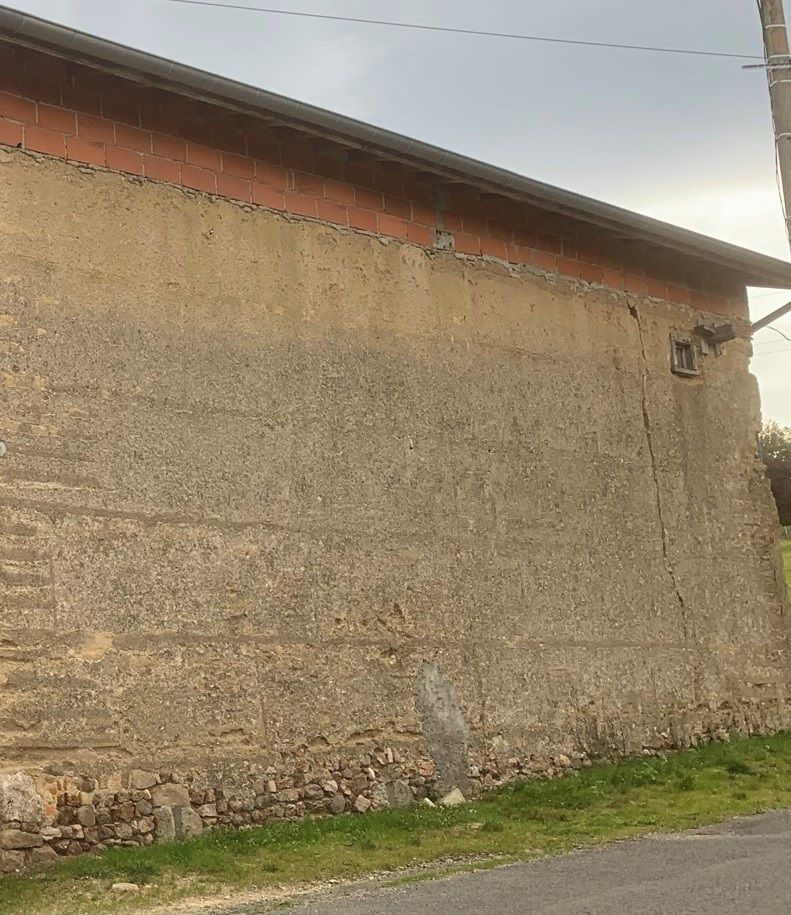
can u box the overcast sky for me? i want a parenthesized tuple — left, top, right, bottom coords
(6, 0, 791, 424)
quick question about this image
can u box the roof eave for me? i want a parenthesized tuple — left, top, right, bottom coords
(2, 4, 791, 289)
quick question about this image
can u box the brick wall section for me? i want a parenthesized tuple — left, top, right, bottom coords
(0, 40, 746, 318)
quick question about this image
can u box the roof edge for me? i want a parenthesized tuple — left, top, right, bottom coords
(2, 4, 791, 288)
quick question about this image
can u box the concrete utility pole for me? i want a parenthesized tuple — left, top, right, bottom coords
(758, 0, 791, 252)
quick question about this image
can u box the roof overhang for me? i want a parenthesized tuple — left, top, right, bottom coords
(2, 4, 791, 290)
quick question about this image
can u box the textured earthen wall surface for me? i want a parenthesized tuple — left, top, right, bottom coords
(0, 149, 788, 866)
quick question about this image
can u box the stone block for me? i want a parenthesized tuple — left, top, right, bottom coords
(0, 851, 24, 874)
(27, 845, 60, 868)
(0, 830, 43, 850)
(386, 779, 415, 809)
(76, 805, 96, 828)
(173, 806, 203, 839)
(154, 806, 175, 841)
(150, 784, 190, 808)
(0, 775, 45, 827)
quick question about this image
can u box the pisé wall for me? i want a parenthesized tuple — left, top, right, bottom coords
(0, 138, 788, 866)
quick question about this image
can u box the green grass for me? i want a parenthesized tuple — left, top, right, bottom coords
(1, 733, 791, 914)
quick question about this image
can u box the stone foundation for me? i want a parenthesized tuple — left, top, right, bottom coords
(1, 711, 782, 873)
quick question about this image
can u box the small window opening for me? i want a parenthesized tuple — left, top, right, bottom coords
(670, 336, 699, 377)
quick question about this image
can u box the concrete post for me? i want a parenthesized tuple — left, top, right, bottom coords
(758, 0, 791, 252)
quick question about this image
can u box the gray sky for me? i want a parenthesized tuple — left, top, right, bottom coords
(6, 0, 791, 424)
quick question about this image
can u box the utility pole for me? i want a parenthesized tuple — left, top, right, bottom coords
(758, 0, 791, 252)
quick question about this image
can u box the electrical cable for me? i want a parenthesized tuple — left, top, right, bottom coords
(153, 0, 764, 60)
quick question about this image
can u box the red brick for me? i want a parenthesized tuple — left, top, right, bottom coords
(643, 277, 668, 299)
(60, 85, 102, 116)
(181, 163, 216, 194)
(152, 132, 187, 161)
(578, 263, 604, 284)
(480, 237, 508, 260)
(454, 232, 482, 256)
(412, 202, 438, 228)
(624, 274, 648, 295)
(0, 46, 22, 92)
(115, 123, 152, 153)
(144, 154, 181, 184)
(706, 295, 730, 316)
(254, 160, 289, 189)
(480, 196, 504, 221)
(345, 163, 377, 190)
(407, 223, 433, 247)
(186, 142, 222, 171)
(666, 284, 690, 305)
(324, 179, 356, 205)
(347, 207, 378, 232)
(36, 104, 76, 134)
(376, 170, 405, 199)
(0, 91, 36, 123)
(248, 133, 280, 163)
(442, 213, 464, 233)
(487, 221, 513, 243)
(177, 120, 213, 148)
(383, 195, 412, 220)
(71, 63, 111, 94)
(212, 124, 247, 155)
(105, 145, 143, 175)
(24, 125, 65, 157)
(0, 116, 23, 147)
(377, 213, 408, 239)
(284, 192, 318, 218)
(293, 171, 324, 197)
(280, 141, 315, 173)
(66, 135, 106, 166)
(251, 182, 285, 209)
(216, 173, 252, 202)
(26, 53, 69, 83)
(101, 94, 139, 126)
(602, 268, 626, 289)
(222, 152, 255, 179)
(0, 65, 20, 96)
(556, 257, 582, 279)
(316, 199, 348, 225)
(529, 249, 558, 271)
(462, 216, 487, 238)
(534, 233, 563, 255)
(77, 114, 115, 143)
(140, 106, 179, 135)
(19, 74, 60, 106)
(355, 187, 384, 211)
(512, 227, 537, 248)
(316, 156, 345, 182)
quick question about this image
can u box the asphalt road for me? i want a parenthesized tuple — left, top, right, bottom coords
(270, 811, 791, 915)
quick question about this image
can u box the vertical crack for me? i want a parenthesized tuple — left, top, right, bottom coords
(630, 305, 696, 646)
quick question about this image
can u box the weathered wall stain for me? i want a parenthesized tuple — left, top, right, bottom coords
(414, 663, 471, 793)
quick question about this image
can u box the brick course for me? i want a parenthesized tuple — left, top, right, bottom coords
(0, 39, 746, 318)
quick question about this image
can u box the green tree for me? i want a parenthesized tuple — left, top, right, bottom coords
(760, 422, 791, 525)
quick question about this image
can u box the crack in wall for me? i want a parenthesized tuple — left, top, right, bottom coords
(629, 305, 696, 647)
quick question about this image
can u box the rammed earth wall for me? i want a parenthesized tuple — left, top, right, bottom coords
(0, 39, 788, 870)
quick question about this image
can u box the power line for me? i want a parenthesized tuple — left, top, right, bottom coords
(752, 346, 791, 355)
(153, 0, 764, 60)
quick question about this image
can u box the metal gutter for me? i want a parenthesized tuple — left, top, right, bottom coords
(2, 3, 791, 288)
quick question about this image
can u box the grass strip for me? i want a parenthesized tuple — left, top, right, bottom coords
(0, 732, 790, 914)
